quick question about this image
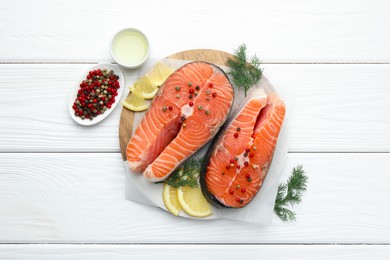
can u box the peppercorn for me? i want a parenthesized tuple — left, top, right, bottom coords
(73, 67, 120, 120)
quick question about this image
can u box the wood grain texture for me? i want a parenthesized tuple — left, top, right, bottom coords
(0, 153, 389, 243)
(168, 49, 233, 65)
(1, 64, 389, 153)
(1, 244, 390, 260)
(119, 49, 233, 160)
(0, 0, 390, 63)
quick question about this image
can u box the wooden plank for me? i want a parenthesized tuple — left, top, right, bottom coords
(0, 0, 390, 63)
(0, 153, 389, 243)
(0, 64, 389, 152)
(1, 244, 390, 260)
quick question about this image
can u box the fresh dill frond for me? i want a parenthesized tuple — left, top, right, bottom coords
(166, 158, 203, 188)
(226, 44, 262, 97)
(274, 165, 308, 222)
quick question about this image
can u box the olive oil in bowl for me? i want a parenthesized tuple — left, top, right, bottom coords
(110, 28, 150, 69)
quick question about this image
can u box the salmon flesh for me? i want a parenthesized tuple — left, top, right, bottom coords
(201, 90, 286, 208)
(126, 61, 234, 182)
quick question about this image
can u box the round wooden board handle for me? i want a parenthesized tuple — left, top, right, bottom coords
(119, 49, 233, 160)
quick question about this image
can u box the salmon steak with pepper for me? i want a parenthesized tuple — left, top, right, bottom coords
(201, 89, 286, 208)
(126, 61, 234, 182)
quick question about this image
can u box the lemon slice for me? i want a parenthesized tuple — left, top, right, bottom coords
(130, 76, 158, 100)
(122, 91, 149, 112)
(177, 186, 212, 218)
(163, 183, 182, 216)
(148, 62, 174, 86)
(130, 63, 174, 99)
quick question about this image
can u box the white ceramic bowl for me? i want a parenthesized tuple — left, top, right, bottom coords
(68, 62, 124, 126)
(110, 28, 150, 69)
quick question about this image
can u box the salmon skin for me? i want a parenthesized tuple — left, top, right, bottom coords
(126, 61, 234, 182)
(200, 89, 286, 208)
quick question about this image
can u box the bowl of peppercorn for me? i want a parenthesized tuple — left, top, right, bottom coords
(69, 62, 124, 126)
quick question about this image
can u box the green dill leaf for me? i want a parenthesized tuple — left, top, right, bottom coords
(274, 165, 308, 222)
(274, 206, 296, 222)
(166, 158, 203, 189)
(226, 44, 263, 97)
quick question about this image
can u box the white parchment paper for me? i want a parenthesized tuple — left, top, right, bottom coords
(124, 58, 288, 224)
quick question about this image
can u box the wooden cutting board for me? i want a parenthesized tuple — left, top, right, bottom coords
(119, 49, 233, 160)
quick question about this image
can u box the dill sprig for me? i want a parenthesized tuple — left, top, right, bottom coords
(226, 44, 262, 97)
(274, 165, 308, 222)
(166, 158, 203, 188)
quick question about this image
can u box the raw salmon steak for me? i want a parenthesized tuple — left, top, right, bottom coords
(126, 61, 234, 182)
(201, 89, 286, 208)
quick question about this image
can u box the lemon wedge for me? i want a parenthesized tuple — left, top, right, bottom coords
(130, 62, 174, 99)
(122, 91, 149, 112)
(177, 186, 212, 218)
(163, 183, 182, 216)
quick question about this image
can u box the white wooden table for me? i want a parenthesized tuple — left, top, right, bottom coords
(1, 0, 390, 259)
